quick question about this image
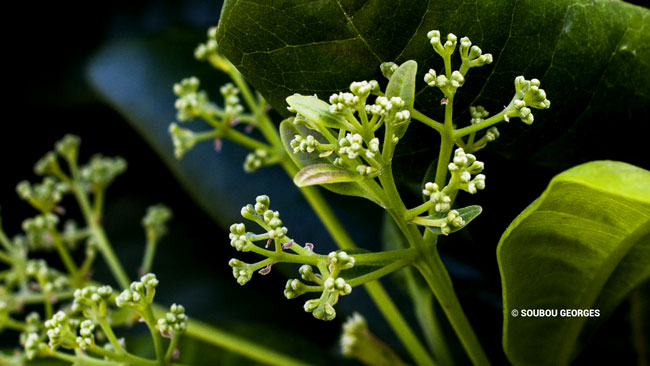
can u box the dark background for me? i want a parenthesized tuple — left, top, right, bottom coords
(1, 1, 648, 365)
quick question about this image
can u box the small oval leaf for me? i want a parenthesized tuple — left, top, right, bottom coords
(418, 205, 482, 234)
(294, 164, 362, 187)
(385, 60, 417, 138)
(497, 160, 650, 365)
(286, 95, 348, 130)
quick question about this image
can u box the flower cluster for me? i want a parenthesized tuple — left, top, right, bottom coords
(505, 76, 551, 124)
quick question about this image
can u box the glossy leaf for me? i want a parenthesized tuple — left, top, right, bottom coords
(294, 164, 362, 187)
(497, 160, 650, 365)
(385, 60, 417, 138)
(216, 0, 650, 170)
(286, 95, 348, 129)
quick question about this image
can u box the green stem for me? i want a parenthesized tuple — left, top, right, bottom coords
(403, 267, 454, 366)
(0, 227, 12, 251)
(412, 109, 444, 133)
(363, 281, 435, 366)
(143, 305, 165, 365)
(353, 247, 420, 265)
(73, 183, 130, 289)
(435, 95, 456, 187)
(415, 253, 489, 366)
(1, 317, 26, 331)
(165, 334, 181, 363)
(454, 109, 506, 138)
(141, 237, 157, 274)
(347, 259, 412, 287)
(97, 315, 126, 355)
(153, 305, 308, 366)
(0, 250, 12, 264)
(50, 230, 78, 277)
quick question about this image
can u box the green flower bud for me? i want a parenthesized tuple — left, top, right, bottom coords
(173, 77, 210, 122)
(116, 273, 159, 309)
(229, 258, 254, 285)
(142, 204, 172, 242)
(380, 62, 398, 79)
(328, 251, 355, 270)
(506, 76, 550, 124)
(16, 177, 68, 213)
(470, 106, 489, 125)
(76, 319, 95, 350)
(34, 152, 60, 176)
(80, 154, 127, 190)
(329, 92, 360, 113)
(324, 277, 352, 296)
(290, 134, 320, 154)
(169, 123, 198, 159)
(24, 333, 44, 360)
(157, 303, 187, 336)
(303, 298, 336, 321)
(284, 279, 308, 299)
(441, 210, 466, 235)
(254, 195, 270, 214)
(55, 134, 81, 164)
(72, 285, 113, 318)
(423, 182, 452, 212)
(220, 83, 244, 116)
(45, 311, 75, 350)
(243, 149, 272, 173)
(485, 127, 500, 141)
(22, 214, 59, 250)
(424, 69, 438, 87)
(229, 223, 252, 251)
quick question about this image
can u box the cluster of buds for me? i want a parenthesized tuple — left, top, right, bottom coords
(81, 155, 127, 190)
(22, 214, 58, 250)
(220, 83, 244, 117)
(169, 123, 198, 159)
(157, 303, 187, 337)
(441, 210, 466, 235)
(329, 80, 379, 114)
(115, 273, 159, 311)
(55, 134, 81, 165)
(459, 36, 493, 71)
(71, 285, 113, 319)
(194, 26, 232, 73)
(44, 311, 78, 350)
(422, 182, 452, 212)
(290, 134, 320, 154)
(16, 178, 67, 213)
(243, 149, 271, 172)
(301, 251, 355, 321)
(448, 148, 485, 194)
(505, 76, 551, 124)
(379, 62, 399, 79)
(142, 204, 172, 243)
(173, 77, 210, 122)
(25, 260, 68, 293)
(425, 31, 492, 97)
(76, 319, 95, 350)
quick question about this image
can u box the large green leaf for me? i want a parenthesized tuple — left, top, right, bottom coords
(385, 60, 417, 139)
(497, 160, 650, 365)
(216, 0, 650, 170)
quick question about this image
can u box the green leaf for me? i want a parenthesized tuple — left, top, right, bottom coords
(294, 164, 362, 186)
(414, 205, 482, 234)
(385, 60, 417, 138)
(286, 95, 348, 129)
(497, 160, 650, 365)
(216, 0, 650, 170)
(279, 120, 384, 205)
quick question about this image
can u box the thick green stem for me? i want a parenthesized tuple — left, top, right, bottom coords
(415, 253, 489, 366)
(412, 109, 444, 133)
(143, 305, 165, 365)
(363, 281, 435, 366)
